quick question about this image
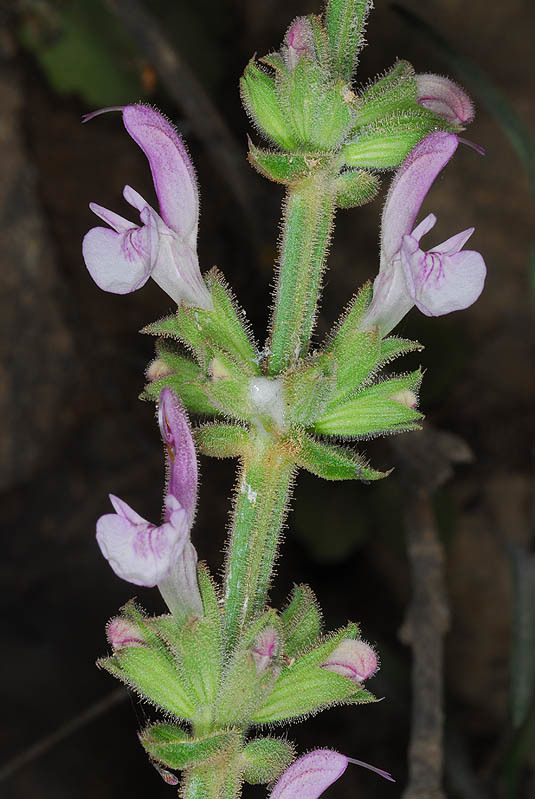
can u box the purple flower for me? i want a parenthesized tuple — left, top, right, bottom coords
(251, 626, 279, 674)
(107, 617, 147, 651)
(82, 105, 212, 310)
(284, 17, 315, 69)
(96, 388, 203, 619)
(416, 74, 474, 127)
(361, 131, 486, 336)
(269, 750, 394, 799)
(321, 639, 378, 683)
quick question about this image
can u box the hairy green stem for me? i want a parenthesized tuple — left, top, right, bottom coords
(182, 760, 241, 799)
(267, 168, 337, 376)
(223, 436, 295, 652)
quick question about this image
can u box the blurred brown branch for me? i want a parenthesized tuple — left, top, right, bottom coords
(106, 0, 261, 241)
(394, 427, 473, 799)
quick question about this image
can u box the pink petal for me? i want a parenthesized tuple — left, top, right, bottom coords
(270, 750, 348, 799)
(416, 74, 474, 126)
(82, 224, 156, 295)
(89, 202, 133, 234)
(251, 626, 279, 674)
(107, 617, 147, 650)
(159, 388, 198, 527)
(96, 501, 188, 587)
(152, 234, 213, 309)
(360, 254, 414, 336)
(432, 226, 474, 256)
(109, 494, 148, 526)
(400, 234, 486, 316)
(381, 132, 458, 265)
(321, 639, 378, 682)
(285, 17, 315, 69)
(411, 212, 437, 243)
(158, 540, 203, 620)
(122, 105, 199, 243)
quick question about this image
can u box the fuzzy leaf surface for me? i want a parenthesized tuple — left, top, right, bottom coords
(281, 584, 322, 658)
(194, 424, 251, 458)
(141, 725, 239, 770)
(314, 371, 423, 437)
(242, 737, 295, 784)
(294, 433, 388, 481)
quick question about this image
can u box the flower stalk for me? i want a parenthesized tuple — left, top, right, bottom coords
(223, 435, 295, 652)
(267, 166, 338, 375)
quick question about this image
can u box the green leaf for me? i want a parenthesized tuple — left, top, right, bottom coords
(278, 57, 353, 151)
(141, 725, 240, 770)
(201, 351, 251, 422)
(314, 370, 424, 437)
(173, 566, 223, 706)
(342, 110, 450, 169)
(335, 169, 380, 208)
(327, 282, 373, 353)
(252, 624, 361, 722)
(143, 269, 259, 375)
(355, 60, 417, 126)
(379, 336, 424, 365)
(242, 737, 295, 784)
(293, 433, 388, 482)
(281, 584, 322, 658)
(328, 328, 381, 406)
(241, 59, 299, 149)
(309, 15, 331, 72)
(194, 423, 251, 458)
(99, 645, 195, 719)
(324, 0, 372, 81)
(248, 141, 321, 184)
(143, 351, 219, 416)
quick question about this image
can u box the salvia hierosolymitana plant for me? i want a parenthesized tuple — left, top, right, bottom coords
(82, 1, 486, 797)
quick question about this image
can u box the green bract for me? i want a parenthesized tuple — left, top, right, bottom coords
(242, 737, 295, 784)
(252, 624, 375, 723)
(240, 60, 298, 150)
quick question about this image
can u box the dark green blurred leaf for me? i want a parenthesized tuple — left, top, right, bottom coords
(18, 0, 145, 105)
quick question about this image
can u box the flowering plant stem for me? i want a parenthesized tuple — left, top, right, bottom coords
(223, 437, 295, 654)
(267, 166, 337, 375)
(184, 761, 240, 799)
(223, 167, 336, 658)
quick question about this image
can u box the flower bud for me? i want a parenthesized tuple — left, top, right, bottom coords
(240, 60, 298, 150)
(342, 112, 439, 169)
(390, 388, 418, 409)
(284, 17, 316, 69)
(252, 626, 279, 674)
(416, 74, 474, 127)
(146, 357, 173, 381)
(321, 639, 378, 682)
(106, 617, 147, 651)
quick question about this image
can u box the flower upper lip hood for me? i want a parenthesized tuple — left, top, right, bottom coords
(361, 130, 486, 336)
(82, 104, 212, 310)
(415, 73, 474, 127)
(269, 749, 394, 799)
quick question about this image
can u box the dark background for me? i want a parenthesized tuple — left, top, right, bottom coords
(1, 0, 533, 797)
